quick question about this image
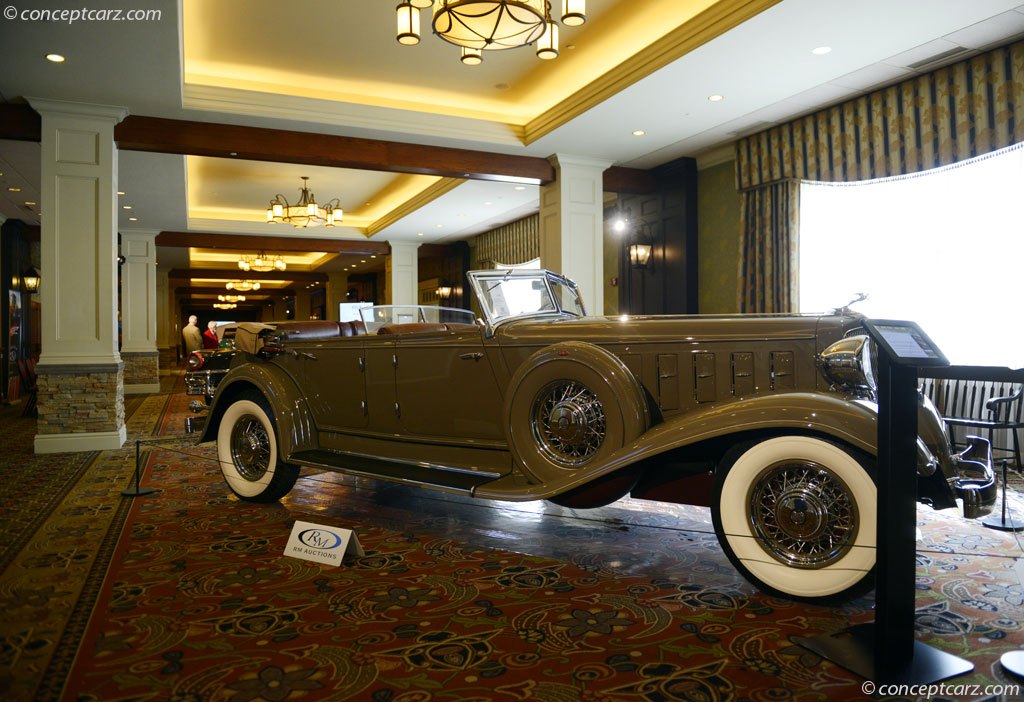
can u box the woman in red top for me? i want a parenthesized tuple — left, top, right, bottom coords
(202, 320, 219, 349)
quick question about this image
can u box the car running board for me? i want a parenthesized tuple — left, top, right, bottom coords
(288, 449, 501, 494)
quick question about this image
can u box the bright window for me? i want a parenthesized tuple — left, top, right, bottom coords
(799, 144, 1024, 367)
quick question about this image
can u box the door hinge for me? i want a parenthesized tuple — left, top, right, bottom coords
(394, 402, 401, 418)
(361, 400, 367, 415)
(392, 354, 398, 369)
(358, 356, 365, 372)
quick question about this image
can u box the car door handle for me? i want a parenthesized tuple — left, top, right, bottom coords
(300, 352, 317, 361)
(460, 352, 484, 361)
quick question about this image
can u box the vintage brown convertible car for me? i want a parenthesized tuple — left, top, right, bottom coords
(195, 269, 995, 603)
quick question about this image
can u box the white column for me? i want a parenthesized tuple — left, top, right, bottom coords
(155, 266, 171, 373)
(539, 154, 612, 315)
(387, 241, 420, 306)
(120, 229, 160, 393)
(30, 98, 128, 453)
(327, 271, 349, 321)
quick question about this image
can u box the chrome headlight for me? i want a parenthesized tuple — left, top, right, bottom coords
(819, 335, 876, 394)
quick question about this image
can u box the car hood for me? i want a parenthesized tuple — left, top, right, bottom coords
(495, 313, 858, 345)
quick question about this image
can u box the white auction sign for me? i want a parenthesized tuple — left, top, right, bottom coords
(284, 520, 364, 566)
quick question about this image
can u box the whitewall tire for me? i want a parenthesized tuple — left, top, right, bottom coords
(711, 436, 876, 603)
(216, 391, 299, 503)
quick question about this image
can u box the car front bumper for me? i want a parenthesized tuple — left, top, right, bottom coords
(951, 435, 997, 519)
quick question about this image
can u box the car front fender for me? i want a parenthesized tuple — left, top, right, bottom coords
(195, 361, 317, 460)
(475, 392, 878, 501)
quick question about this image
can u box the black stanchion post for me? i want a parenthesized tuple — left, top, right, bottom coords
(122, 439, 158, 497)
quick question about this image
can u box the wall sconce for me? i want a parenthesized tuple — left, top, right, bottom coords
(436, 281, 453, 299)
(628, 243, 652, 269)
(22, 267, 40, 294)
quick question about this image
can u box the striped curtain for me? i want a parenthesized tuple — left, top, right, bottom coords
(468, 215, 539, 270)
(738, 180, 799, 313)
(734, 39, 1024, 311)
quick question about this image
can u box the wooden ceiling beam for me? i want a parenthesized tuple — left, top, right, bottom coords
(169, 268, 328, 282)
(604, 166, 658, 194)
(156, 231, 390, 254)
(115, 115, 555, 185)
(1, 104, 657, 193)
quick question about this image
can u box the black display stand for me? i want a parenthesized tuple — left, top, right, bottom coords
(794, 321, 972, 685)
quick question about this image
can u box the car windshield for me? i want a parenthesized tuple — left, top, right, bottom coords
(468, 269, 585, 327)
(359, 305, 477, 333)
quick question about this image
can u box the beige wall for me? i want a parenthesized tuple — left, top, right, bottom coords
(697, 159, 741, 314)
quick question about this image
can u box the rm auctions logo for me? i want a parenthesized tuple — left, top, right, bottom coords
(298, 529, 342, 550)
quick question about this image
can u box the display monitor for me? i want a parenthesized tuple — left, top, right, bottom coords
(862, 319, 950, 367)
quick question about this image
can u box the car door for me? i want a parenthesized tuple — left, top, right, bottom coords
(294, 336, 368, 430)
(394, 326, 505, 442)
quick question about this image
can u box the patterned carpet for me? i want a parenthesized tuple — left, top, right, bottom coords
(2, 374, 1024, 701)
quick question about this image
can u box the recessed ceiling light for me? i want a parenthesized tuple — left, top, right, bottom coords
(128, 217, 138, 221)
(117, 191, 125, 195)
(708, 94, 724, 102)
(514, 186, 526, 191)
(436, 224, 443, 228)
(457, 213, 466, 217)
(24, 201, 36, 206)
(46, 53, 65, 63)
(632, 130, 646, 136)
(812, 46, 832, 55)
(371, 255, 377, 258)
(417, 232, 424, 236)
(8, 187, 21, 192)
(360, 259, 366, 263)
(122, 205, 132, 210)
(484, 201, 492, 206)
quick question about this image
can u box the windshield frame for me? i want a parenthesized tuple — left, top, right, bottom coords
(467, 269, 585, 332)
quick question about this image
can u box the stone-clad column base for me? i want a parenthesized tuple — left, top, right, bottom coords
(34, 362, 126, 453)
(122, 350, 160, 394)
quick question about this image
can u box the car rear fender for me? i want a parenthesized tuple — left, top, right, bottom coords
(195, 362, 317, 459)
(475, 392, 878, 501)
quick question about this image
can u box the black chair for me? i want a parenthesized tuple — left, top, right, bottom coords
(921, 377, 1022, 470)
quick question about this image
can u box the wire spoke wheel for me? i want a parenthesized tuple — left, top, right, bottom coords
(747, 459, 859, 569)
(531, 380, 606, 467)
(229, 413, 271, 481)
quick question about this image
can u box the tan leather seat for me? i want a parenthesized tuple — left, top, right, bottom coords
(444, 323, 477, 332)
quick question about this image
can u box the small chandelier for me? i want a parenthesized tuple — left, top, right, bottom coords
(239, 252, 286, 272)
(396, 0, 586, 65)
(266, 177, 343, 228)
(219, 294, 246, 303)
(213, 302, 237, 310)
(226, 280, 261, 292)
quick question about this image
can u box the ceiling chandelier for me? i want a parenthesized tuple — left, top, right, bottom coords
(239, 252, 286, 273)
(213, 303, 237, 310)
(226, 280, 261, 292)
(266, 177, 342, 228)
(219, 294, 246, 303)
(396, 0, 586, 65)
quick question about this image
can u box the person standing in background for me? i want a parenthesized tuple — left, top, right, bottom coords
(202, 320, 219, 349)
(182, 315, 202, 353)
